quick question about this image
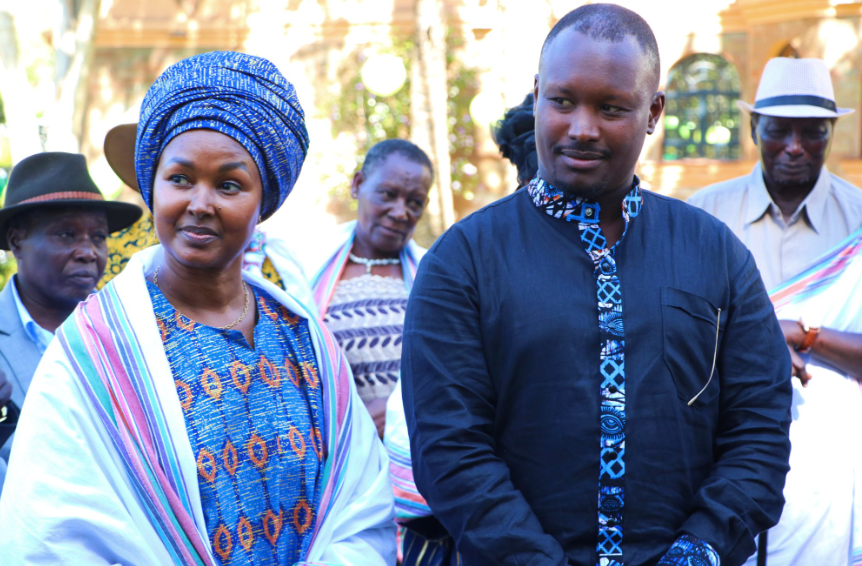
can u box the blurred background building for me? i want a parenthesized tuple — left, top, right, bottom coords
(1, 0, 862, 266)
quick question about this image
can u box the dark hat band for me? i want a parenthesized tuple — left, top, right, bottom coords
(18, 191, 105, 205)
(755, 95, 837, 112)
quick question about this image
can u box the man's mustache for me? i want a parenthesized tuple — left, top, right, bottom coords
(554, 144, 613, 159)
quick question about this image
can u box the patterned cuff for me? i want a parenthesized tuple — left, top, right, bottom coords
(657, 534, 720, 566)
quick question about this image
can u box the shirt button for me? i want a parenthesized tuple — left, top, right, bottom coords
(600, 257, 616, 274)
(608, 385, 618, 393)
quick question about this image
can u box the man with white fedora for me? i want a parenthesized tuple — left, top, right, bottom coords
(0, 152, 141, 494)
(690, 57, 862, 566)
(690, 57, 862, 291)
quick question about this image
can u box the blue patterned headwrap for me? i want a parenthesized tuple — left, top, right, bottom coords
(135, 51, 310, 220)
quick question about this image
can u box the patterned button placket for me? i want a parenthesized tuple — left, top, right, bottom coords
(528, 177, 642, 566)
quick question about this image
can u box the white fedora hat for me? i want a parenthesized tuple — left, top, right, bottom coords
(737, 57, 853, 118)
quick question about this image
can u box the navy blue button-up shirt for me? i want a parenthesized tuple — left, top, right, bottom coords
(402, 186, 791, 566)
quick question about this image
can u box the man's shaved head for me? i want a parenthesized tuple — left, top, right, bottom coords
(541, 3, 660, 90)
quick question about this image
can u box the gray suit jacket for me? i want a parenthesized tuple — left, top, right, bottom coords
(0, 279, 44, 463)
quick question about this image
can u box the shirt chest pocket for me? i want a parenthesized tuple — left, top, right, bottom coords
(660, 286, 725, 407)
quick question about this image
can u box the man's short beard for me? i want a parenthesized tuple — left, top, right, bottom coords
(771, 171, 819, 189)
(551, 177, 611, 201)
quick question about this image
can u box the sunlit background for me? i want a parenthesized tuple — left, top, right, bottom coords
(2, 0, 862, 287)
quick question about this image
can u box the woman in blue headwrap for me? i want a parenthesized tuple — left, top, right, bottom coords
(0, 52, 396, 566)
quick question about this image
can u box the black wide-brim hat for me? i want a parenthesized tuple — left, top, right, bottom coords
(0, 152, 142, 249)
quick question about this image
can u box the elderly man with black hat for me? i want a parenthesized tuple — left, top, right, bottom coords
(689, 58, 862, 566)
(0, 152, 141, 493)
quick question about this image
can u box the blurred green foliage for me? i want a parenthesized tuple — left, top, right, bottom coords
(0, 91, 11, 288)
(326, 29, 480, 204)
(330, 38, 414, 149)
(445, 30, 480, 200)
(0, 250, 16, 290)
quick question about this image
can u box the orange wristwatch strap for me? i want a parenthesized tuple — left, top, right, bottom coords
(797, 318, 821, 353)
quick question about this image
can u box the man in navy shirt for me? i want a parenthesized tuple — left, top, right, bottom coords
(401, 4, 792, 566)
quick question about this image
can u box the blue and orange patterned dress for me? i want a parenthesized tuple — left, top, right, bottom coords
(149, 282, 324, 566)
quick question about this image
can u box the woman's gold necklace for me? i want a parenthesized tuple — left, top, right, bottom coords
(153, 266, 250, 330)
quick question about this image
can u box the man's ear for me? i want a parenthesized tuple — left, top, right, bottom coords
(533, 74, 539, 114)
(646, 91, 666, 135)
(349, 170, 365, 199)
(7, 227, 24, 259)
(750, 114, 759, 146)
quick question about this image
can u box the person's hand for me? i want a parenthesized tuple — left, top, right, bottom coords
(778, 319, 811, 386)
(778, 319, 804, 348)
(364, 397, 387, 439)
(787, 345, 812, 386)
(0, 368, 12, 408)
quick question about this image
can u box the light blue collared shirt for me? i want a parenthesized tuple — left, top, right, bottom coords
(10, 276, 54, 355)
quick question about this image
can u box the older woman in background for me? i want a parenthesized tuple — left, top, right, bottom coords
(0, 51, 395, 566)
(258, 139, 432, 436)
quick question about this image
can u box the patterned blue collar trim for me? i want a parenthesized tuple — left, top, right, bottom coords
(526, 176, 643, 224)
